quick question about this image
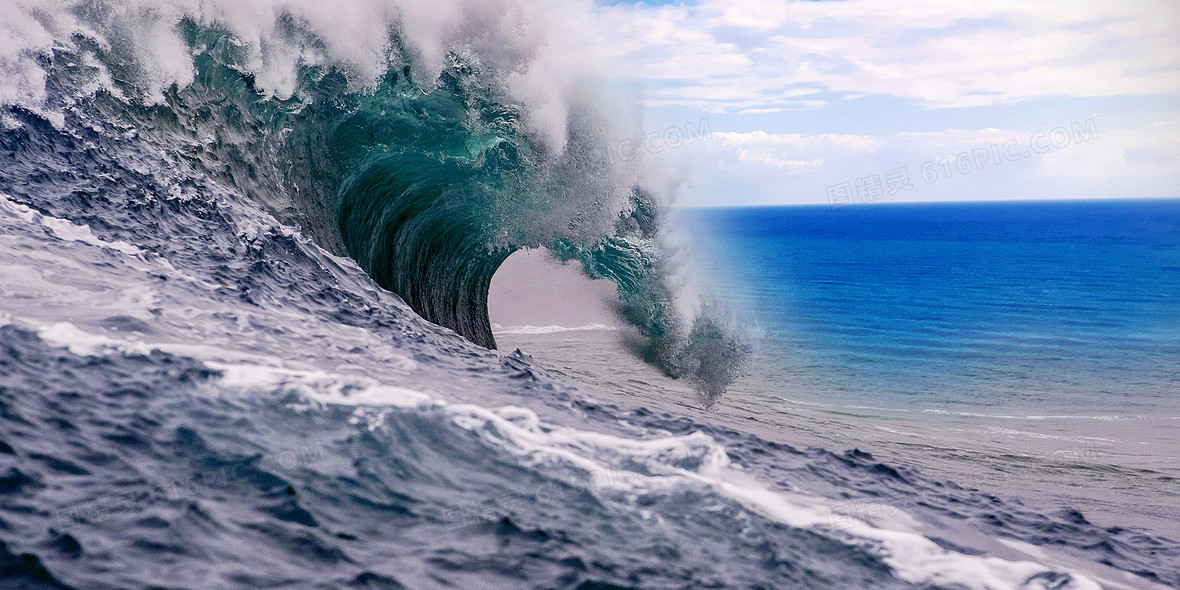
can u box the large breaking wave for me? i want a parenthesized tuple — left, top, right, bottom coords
(3, 2, 1179, 589)
(1, 0, 748, 400)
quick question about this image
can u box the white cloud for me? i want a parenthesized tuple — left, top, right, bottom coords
(591, 0, 1180, 111)
(670, 120, 1180, 206)
(1041, 121, 1180, 181)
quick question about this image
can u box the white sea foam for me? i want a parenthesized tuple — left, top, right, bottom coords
(0, 193, 143, 257)
(10, 309, 1120, 588)
(31, 319, 419, 377)
(0, 0, 613, 153)
(37, 322, 153, 357)
(441, 401, 1103, 590)
(207, 362, 434, 408)
(201, 360, 1107, 590)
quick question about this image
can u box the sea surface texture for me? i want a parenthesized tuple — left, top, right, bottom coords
(682, 202, 1180, 533)
(1, 2, 1178, 589)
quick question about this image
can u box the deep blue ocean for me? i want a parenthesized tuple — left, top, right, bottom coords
(690, 200, 1180, 415)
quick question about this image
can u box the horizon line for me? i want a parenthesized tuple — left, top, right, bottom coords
(678, 195, 1180, 210)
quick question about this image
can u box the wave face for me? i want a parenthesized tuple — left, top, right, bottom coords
(2, 2, 1177, 589)
(327, 66, 629, 351)
(0, 0, 746, 398)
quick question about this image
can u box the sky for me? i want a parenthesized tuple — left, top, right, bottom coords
(585, 0, 1180, 207)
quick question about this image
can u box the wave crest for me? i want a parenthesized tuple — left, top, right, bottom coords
(2, 0, 751, 400)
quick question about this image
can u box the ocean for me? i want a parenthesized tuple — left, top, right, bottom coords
(2, 2, 1178, 589)
(500, 201, 1180, 541)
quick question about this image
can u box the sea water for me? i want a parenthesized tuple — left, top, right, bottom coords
(3, 0, 1178, 585)
(499, 200, 1180, 538)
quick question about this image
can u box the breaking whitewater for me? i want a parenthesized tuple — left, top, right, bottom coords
(0, 1, 1176, 588)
